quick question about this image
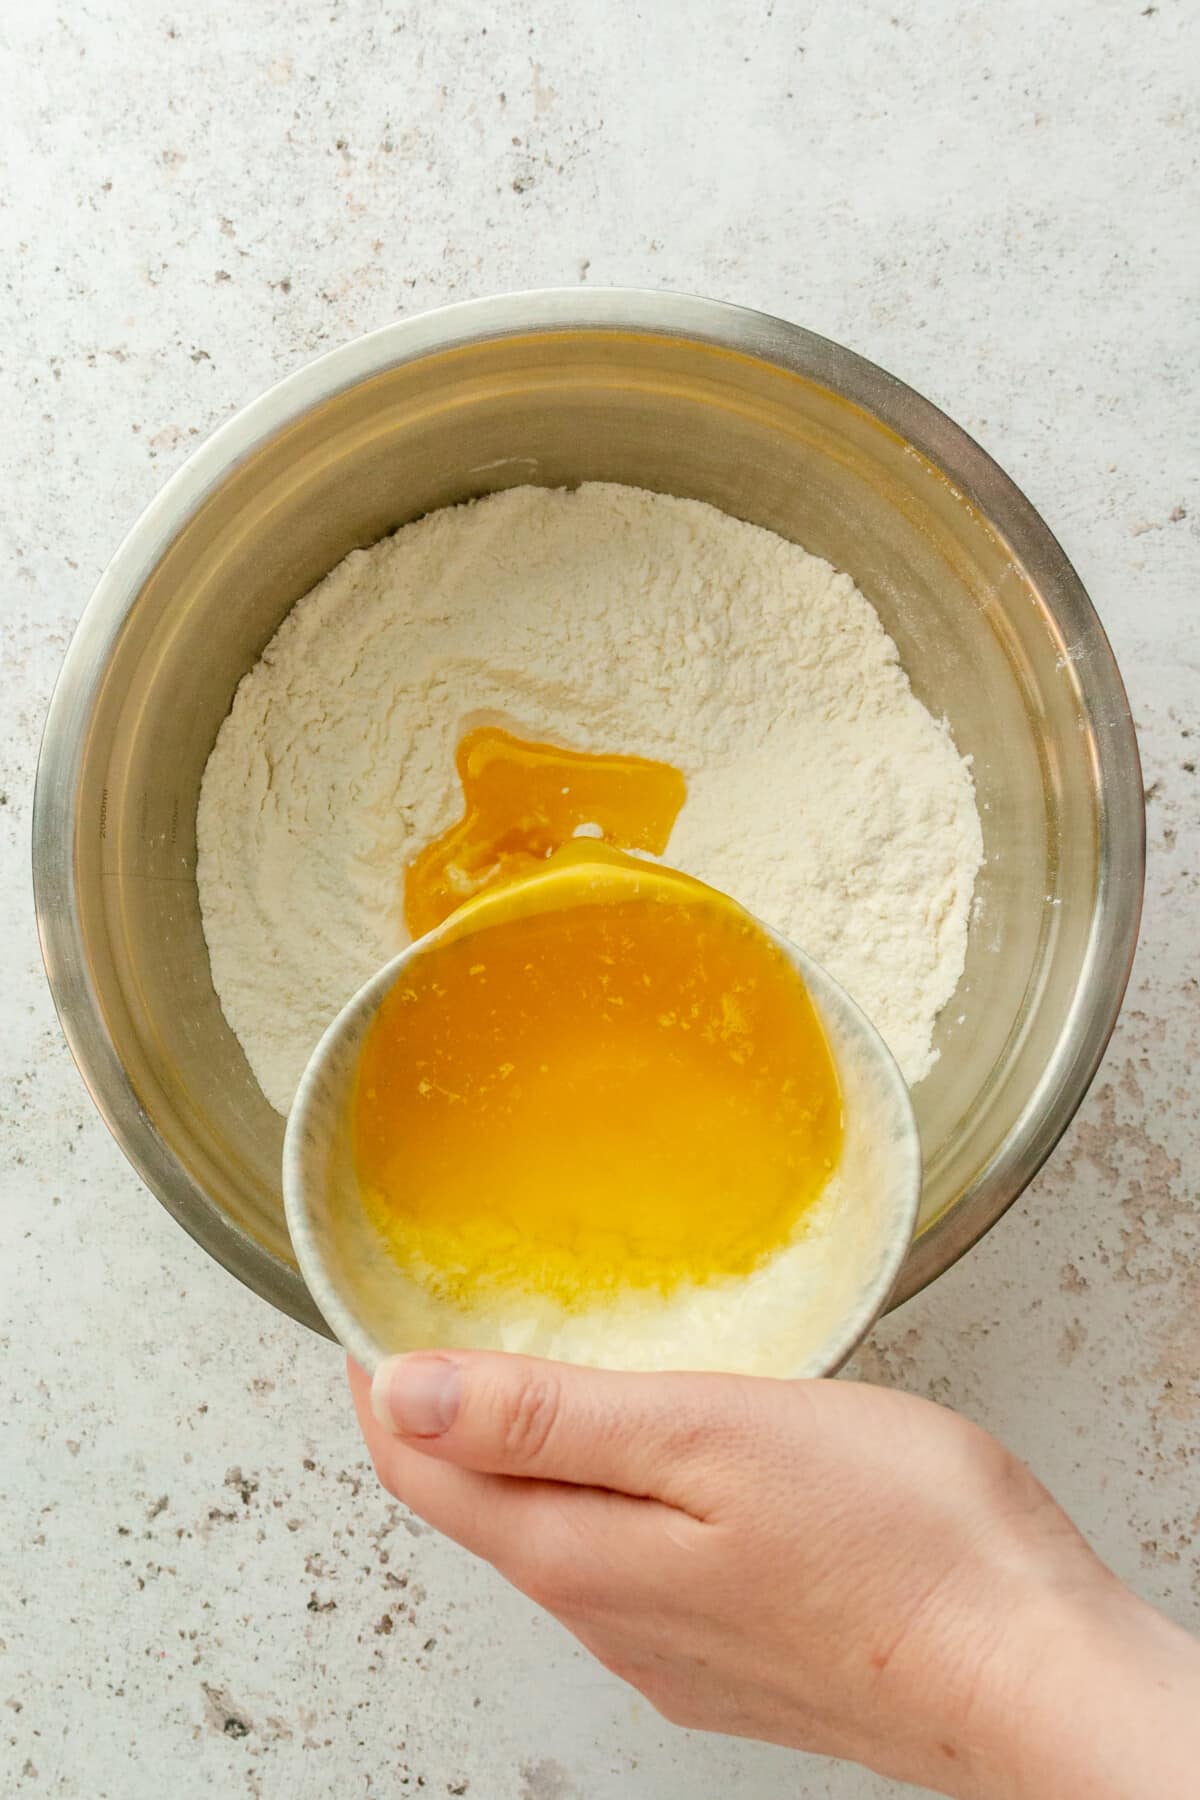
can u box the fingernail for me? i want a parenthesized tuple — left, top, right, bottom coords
(371, 1354, 462, 1438)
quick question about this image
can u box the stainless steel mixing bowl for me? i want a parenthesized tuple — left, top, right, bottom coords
(33, 290, 1144, 1337)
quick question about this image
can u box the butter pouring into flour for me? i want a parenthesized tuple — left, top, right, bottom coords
(402, 723, 688, 939)
(197, 482, 983, 1116)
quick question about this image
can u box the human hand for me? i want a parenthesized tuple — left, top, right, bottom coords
(350, 1352, 1200, 1799)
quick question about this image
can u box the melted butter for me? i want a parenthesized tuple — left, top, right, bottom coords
(404, 725, 687, 939)
(355, 846, 844, 1312)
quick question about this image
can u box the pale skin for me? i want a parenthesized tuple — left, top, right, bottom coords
(350, 1353, 1200, 1799)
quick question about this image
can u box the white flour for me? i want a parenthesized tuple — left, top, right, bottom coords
(197, 483, 983, 1115)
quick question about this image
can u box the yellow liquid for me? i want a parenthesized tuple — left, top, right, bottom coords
(355, 849, 844, 1311)
(404, 725, 687, 939)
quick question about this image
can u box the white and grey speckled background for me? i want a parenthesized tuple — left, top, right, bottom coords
(2, 2, 1197, 1796)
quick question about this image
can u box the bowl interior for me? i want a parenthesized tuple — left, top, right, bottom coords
(41, 314, 1140, 1334)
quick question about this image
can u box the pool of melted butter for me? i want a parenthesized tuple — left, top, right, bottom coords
(353, 732, 844, 1314)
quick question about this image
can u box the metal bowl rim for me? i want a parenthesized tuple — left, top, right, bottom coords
(32, 286, 1146, 1334)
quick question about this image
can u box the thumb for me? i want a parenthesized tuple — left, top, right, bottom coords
(370, 1348, 764, 1509)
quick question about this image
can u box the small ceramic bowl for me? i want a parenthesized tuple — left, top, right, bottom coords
(282, 871, 922, 1380)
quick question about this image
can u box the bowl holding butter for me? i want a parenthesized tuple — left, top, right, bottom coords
(284, 846, 921, 1377)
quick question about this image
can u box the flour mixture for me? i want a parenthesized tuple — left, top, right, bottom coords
(197, 483, 983, 1114)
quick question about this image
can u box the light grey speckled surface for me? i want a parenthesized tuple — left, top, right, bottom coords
(2, 2, 1197, 1796)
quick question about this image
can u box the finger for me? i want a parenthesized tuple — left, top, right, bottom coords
(350, 1359, 679, 1595)
(350, 1356, 523, 1555)
(369, 1348, 768, 1512)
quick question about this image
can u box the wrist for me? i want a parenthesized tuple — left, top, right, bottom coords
(965, 1573, 1200, 1800)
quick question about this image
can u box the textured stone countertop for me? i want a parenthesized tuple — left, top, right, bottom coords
(2, 3, 1196, 1796)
